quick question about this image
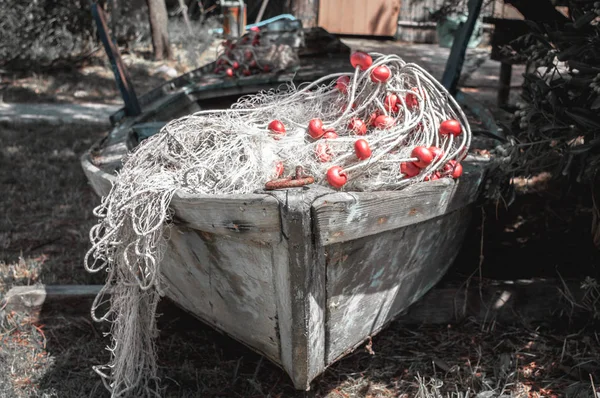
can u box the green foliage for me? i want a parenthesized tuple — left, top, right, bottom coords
(502, 1, 600, 182)
(0, 0, 98, 70)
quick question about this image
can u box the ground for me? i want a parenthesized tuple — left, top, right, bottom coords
(0, 36, 599, 398)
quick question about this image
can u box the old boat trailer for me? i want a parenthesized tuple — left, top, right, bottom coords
(83, 12, 505, 390)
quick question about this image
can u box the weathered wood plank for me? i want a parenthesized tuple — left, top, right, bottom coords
(160, 225, 282, 364)
(312, 163, 486, 246)
(170, 192, 282, 242)
(81, 152, 115, 197)
(271, 238, 294, 377)
(324, 206, 473, 363)
(1, 285, 103, 322)
(268, 187, 329, 390)
(81, 153, 282, 241)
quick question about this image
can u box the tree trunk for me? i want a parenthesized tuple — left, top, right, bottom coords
(289, 0, 318, 28)
(145, 0, 172, 60)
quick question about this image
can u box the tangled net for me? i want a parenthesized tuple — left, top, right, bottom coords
(85, 51, 471, 397)
(213, 26, 300, 77)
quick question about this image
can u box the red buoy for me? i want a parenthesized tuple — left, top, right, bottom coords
(354, 139, 372, 160)
(400, 162, 420, 178)
(371, 66, 391, 83)
(350, 51, 373, 71)
(336, 76, 351, 94)
(348, 118, 367, 135)
(268, 120, 286, 138)
(327, 166, 348, 188)
(411, 146, 434, 168)
(439, 119, 462, 137)
(374, 115, 395, 129)
(308, 119, 325, 139)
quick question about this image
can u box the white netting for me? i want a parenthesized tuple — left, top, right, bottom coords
(85, 51, 471, 397)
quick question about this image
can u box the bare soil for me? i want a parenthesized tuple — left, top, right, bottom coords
(0, 43, 218, 106)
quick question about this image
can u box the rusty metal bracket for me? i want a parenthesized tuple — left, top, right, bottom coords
(265, 166, 315, 190)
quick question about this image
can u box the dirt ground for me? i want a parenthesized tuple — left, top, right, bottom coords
(0, 37, 599, 398)
(0, 41, 220, 106)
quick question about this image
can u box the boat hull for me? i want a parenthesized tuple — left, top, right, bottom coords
(81, 153, 486, 389)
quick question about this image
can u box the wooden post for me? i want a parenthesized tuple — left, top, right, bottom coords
(441, 0, 485, 95)
(91, 3, 142, 116)
(497, 62, 512, 108)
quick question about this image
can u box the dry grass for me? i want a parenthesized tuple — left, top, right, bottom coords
(0, 124, 599, 397)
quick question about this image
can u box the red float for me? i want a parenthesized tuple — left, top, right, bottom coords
(374, 115, 395, 129)
(439, 119, 462, 137)
(411, 146, 434, 168)
(443, 160, 463, 178)
(348, 118, 367, 135)
(308, 119, 325, 139)
(327, 166, 348, 188)
(336, 76, 351, 94)
(268, 120, 286, 136)
(354, 139, 372, 160)
(400, 162, 420, 178)
(384, 93, 398, 111)
(371, 66, 391, 83)
(350, 51, 373, 71)
(429, 146, 445, 161)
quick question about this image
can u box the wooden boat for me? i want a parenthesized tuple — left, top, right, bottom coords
(81, 27, 502, 390)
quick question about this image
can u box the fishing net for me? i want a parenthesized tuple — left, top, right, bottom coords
(213, 26, 301, 77)
(85, 50, 472, 397)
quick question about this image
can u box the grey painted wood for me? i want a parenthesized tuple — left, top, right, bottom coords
(171, 192, 282, 242)
(80, 153, 115, 197)
(267, 187, 330, 390)
(159, 225, 282, 364)
(312, 163, 486, 246)
(324, 206, 472, 363)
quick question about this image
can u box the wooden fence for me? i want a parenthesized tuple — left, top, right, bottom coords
(316, 0, 523, 43)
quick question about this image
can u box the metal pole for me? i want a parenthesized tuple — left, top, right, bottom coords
(91, 3, 141, 116)
(255, 0, 270, 24)
(440, 0, 484, 96)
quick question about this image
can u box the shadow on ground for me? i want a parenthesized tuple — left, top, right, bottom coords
(1, 62, 172, 105)
(31, 295, 600, 397)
